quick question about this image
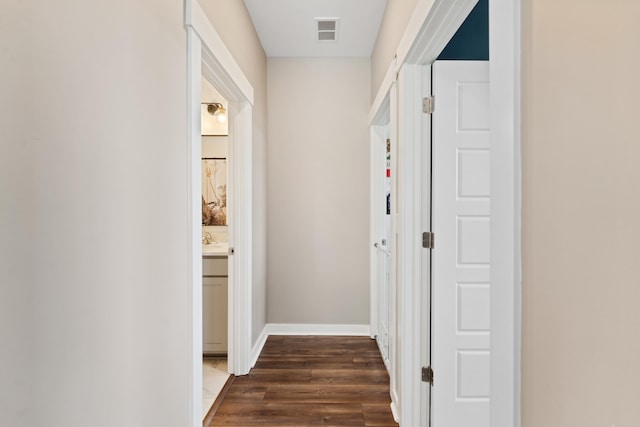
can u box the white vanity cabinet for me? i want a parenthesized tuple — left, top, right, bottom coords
(203, 256, 228, 354)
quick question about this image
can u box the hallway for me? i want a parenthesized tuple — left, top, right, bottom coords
(208, 336, 398, 426)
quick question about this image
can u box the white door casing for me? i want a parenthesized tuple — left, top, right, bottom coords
(369, 58, 401, 418)
(396, 63, 430, 426)
(186, 1, 254, 426)
(369, 61, 394, 370)
(432, 60, 491, 427)
(388, 80, 400, 416)
(420, 65, 432, 427)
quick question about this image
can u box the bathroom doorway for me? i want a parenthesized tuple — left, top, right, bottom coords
(200, 77, 231, 420)
(186, 6, 255, 425)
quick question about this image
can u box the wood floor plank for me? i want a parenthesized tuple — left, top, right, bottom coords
(263, 384, 391, 404)
(213, 403, 364, 426)
(362, 404, 399, 426)
(310, 369, 389, 385)
(234, 368, 313, 384)
(255, 356, 385, 370)
(208, 336, 399, 427)
(220, 386, 267, 403)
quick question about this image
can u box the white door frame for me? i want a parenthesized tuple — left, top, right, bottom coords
(369, 58, 401, 418)
(369, 0, 521, 426)
(185, 2, 254, 426)
(369, 98, 391, 339)
(396, 63, 430, 426)
(487, 1, 521, 425)
(369, 123, 386, 340)
(369, 118, 388, 362)
(369, 59, 395, 341)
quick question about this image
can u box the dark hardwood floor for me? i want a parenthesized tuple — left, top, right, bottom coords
(208, 335, 399, 426)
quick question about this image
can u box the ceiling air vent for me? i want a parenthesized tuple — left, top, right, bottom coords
(316, 18, 339, 42)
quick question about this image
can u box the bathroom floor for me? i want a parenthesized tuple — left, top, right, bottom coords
(202, 357, 230, 420)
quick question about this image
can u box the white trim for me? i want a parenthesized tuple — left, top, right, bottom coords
(387, 81, 400, 422)
(390, 398, 400, 423)
(264, 323, 371, 336)
(369, 58, 396, 125)
(396, 63, 425, 427)
(186, 29, 202, 427)
(250, 325, 270, 368)
(419, 64, 433, 427)
(396, 0, 478, 66)
(185, 2, 255, 426)
(369, 60, 397, 347)
(188, 2, 253, 105)
(490, 0, 521, 426)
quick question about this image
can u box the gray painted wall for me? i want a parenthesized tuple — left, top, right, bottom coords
(2, 0, 190, 425)
(267, 58, 371, 325)
(521, 1, 640, 425)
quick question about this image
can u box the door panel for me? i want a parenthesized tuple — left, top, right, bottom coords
(376, 239, 390, 367)
(432, 60, 490, 427)
(371, 124, 392, 369)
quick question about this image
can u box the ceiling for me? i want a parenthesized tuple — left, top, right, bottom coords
(243, 0, 388, 58)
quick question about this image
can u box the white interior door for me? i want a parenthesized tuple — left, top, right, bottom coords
(432, 60, 491, 427)
(376, 224, 390, 367)
(370, 125, 391, 368)
(378, 135, 391, 367)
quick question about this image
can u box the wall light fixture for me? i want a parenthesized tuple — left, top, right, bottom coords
(203, 102, 227, 123)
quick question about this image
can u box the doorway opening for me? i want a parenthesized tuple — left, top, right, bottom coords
(370, 88, 395, 378)
(200, 76, 231, 420)
(186, 2, 255, 425)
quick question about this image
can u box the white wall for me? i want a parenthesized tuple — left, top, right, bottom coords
(199, 0, 268, 344)
(1, 0, 191, 426)
(521, 1, 640, 426)
(267, 58, 371, 325)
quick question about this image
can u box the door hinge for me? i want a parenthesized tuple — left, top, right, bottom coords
(422, 231, 434, 249)
(422, 366, 434, 384)
(423, 96, 435, 114)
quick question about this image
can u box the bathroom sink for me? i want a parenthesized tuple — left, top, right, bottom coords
(202, 242, 229, 256)
(204, 242, 224, 247)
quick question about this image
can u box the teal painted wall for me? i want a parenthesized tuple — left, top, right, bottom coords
(438, 0, 489, 60)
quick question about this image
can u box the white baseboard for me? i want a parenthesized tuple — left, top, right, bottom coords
(250, 325, 269, 368)
(390, 390, 400, 423)
(264, 323, 370, 336)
